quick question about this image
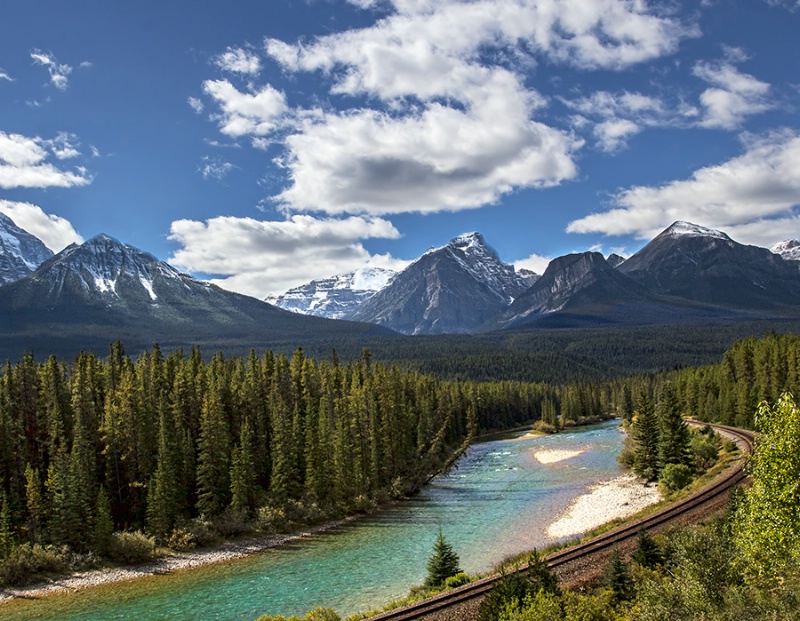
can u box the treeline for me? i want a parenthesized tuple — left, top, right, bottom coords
(608, 330, 800, 431)
(0, 343, 611, 564)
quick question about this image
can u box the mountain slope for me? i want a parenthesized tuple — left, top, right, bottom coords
(266, 267, 395, 319)
(490, 251, 658, 329)
(0, 213, 53, 285)
(618, 221, 800, 309)
(0, 234, 394, 358)
(348, 232, 536, 335)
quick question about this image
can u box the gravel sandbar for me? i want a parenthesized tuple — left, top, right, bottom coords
(547, 474, 662, 538)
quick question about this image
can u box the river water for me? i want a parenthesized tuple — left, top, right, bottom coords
(3, 420, 625, 621)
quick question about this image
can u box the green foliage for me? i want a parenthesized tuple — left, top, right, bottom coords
(631, 390, 659, 481)
(479, 551, 559, 621)
(605, 548, 633, 603)
(498, 589, 562, 621)
(632, 529, 663, 569)
(658, 463, 694, 494)
(0, 543, 68, 587)
(107, 531, 156, 564)
(689, 431, 719, 471)
(425, 527, 461, 588)
(443, 572, 471, 589)
(734, 392, 800, 580)
(93, 486, 114, 556)
(656, 383, 690, 471)
(255, 608, 340, 621)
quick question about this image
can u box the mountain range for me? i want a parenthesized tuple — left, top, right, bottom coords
(1, 215, 800, 358)
(0, 230, 392, 359)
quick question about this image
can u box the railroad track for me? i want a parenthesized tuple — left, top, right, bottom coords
(367, 423, 755, 621)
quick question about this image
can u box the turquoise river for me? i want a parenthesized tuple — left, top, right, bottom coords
(2, 420, 626, 621)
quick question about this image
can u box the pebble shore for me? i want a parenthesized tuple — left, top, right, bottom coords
(546, 473, 662, 538)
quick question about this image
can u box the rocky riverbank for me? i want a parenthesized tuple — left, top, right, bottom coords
(0, 519, 347, 604)
(547, 474, 662, 539)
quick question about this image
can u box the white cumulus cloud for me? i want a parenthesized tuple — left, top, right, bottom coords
(0, 131, 91, 189)
(214, 46, 262, 75)
(514, 252, 552, 275)
(693, 52, 772, 129)
(195, 0, 694, 218)
(168, 214, 405, 298)
(566, 130, 800, 247)
(203, 79, 288, 137)
(0, 200, 83, 252)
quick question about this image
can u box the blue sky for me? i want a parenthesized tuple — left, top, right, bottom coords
(1, 0, 799, 298)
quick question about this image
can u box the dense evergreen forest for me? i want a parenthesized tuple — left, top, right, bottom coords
(257, 332, 800, 621)
(0, 342, 614, 580)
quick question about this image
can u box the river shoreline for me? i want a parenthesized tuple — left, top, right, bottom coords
(0, 518, 350, 604)
(547, 473, 662, 539)
(0, 472, 659, 604)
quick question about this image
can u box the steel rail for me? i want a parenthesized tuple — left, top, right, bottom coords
(366, 423, 754, 621)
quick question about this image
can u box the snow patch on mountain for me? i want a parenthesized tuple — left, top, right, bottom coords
(772, 239, 800, 262)
(268, 266, 396, 319)
(665, 221, 730, 240)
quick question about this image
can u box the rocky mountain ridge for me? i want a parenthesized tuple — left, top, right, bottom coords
(0, 213, 54, 285)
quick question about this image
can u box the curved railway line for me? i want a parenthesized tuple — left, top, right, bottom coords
(367, 422, 755, 621)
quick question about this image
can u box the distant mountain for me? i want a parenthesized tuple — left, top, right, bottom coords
(617, 221, 800, 309)
(0, 234, 394, 359)
(267, 267, 396, 319)
(348, 232, 537, 335)
(0, 213, 53, 285)
(490, 251, 657, 329)
(606, 253, 626, 269)
(772, 239, 800, 264)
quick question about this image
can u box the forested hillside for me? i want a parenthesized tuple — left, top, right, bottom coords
(608, 330, 800, 430)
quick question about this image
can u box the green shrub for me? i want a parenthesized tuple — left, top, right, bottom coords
(213, 508, 252, 537)
(444, 572, 471, 589)
(108, 531, 156, 564)
(690, 433, 719, 472)
(255, 608, 340, 621)
(257, 505, 289, 533)
(182, 517, 221, 547)
(0, 543, 68, 587)
(658, 463, 693, 494)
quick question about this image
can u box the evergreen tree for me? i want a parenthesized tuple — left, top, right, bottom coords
(94, 486, 114, 556)
(146, 406, 182, 539)
(632, 390, 659, 481)
(632, 529, 663, 568)
(196, 378, 231, 516)
(0, 492, 13, 558)
(230, 419, 259, 513)
(425, 527, 461, 588)
(24, 463, 43, 544)
(656, 382, 690, 471)
(606, 547, 633, 603)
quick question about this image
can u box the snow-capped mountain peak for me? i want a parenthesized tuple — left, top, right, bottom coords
(664, 221, 730, 241)
(771, 239, 800, 262)
(268, 267, 397, 319)
(0, 212, 54, 285)
(31, 233, 191, 304)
